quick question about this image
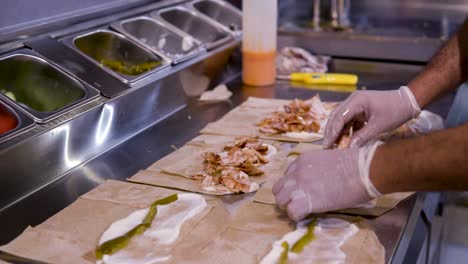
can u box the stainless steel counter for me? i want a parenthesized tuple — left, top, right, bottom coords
(0, 57, 453, 263)
(278, 0, 466, 62)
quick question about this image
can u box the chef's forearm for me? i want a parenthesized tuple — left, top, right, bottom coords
(369, 123, 468, 193)
(408, 18, 468, 108)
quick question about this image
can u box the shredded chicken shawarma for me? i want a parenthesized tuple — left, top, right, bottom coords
(193, 137, 272, 193)
(257, 95, 337, 136)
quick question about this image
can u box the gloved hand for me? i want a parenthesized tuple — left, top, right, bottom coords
(323, 86, 421, 148)
(272, 141, 383, 221)
(407, 110, 444, 134)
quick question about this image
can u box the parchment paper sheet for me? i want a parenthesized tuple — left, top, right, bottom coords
(129, 134, 289, 195)
(200, 97, 324, 142)
(0, 180, 229, 264)
(254, 143, 414, 216)
(192, 202, 385, 264)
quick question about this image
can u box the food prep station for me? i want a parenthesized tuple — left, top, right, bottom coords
(0, 0, 462, 263)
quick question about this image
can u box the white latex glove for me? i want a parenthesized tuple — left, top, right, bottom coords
(323, 86, 421, 148)
(272, 141, 383, 221)
(407, 110, 444, 134)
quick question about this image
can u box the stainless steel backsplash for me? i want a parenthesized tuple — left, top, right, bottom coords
(277, 0, 468, 24)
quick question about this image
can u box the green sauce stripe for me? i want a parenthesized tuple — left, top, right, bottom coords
(278, 241, 289, 264)
(290, 218, 317, 254)
(95, 193, 178, 260)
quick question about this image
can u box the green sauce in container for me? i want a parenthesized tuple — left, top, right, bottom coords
(0, 55, 86, 113)
(100, 59, 161, 76)
(74, 31, 163, 77)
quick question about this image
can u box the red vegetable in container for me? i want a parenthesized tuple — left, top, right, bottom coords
(0, 104, 18, 135)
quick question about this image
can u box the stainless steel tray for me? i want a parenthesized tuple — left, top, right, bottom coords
(0, 96, 35, 144)
(111, 16, 206, 64)
(62, 29, 171, 83)
(151, 6, 233, 50)
(0, 49, 100, 123)
(189, 0, 242, 35)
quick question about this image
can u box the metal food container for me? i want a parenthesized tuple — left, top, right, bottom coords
(63, 29, 170, 83)
(0, 97, 35, 144)
(0, 50, 100, 123)
(190, 0, 242, 34)
(111, 16, 205, 64)
(152, 6, 233, 50)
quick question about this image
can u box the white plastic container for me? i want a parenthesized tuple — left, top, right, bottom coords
(242, 0, 277, 86)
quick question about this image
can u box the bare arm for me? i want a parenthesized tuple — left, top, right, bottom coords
(370, 123, 468, 193)
(408, 18, 468, 108)
(323, 18, 468, 148)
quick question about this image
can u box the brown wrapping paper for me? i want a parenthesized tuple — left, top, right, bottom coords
(200, 97, 324, 142)
(0, 180, 229, 264)
(130, 134, 289, 195)
(128, 170, 214, 195)
(193, 202, 385, 263)
(254, 143, 414, 216)
(1, 227, 91, 264)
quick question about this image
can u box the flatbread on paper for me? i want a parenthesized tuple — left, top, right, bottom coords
(201, 97, 327, 142)
(129, 134, 289, 195)
(192, 202, 385, 264)
(0, 180, 229, 264)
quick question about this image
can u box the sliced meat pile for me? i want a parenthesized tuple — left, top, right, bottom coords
(276, 46, 330, 75)
(257, 95, 337, 135)
(193, 137, 272, 193)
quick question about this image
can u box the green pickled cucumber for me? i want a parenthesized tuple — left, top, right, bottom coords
(278, 241, 289, 264)
(0, 89, 15, 101)
(5, 91, 16, 101)
(291, 218, 317, 254)
(95, 193, 178, 260)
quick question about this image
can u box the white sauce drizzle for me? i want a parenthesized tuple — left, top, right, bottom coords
(263, 144, 277, 160)
(144, 194, 206, 244)
(284, 131, 323, 140)
(99, 208, 149, 245)
(354, 199, 377, 209)
(260, 221, 308, 264)
(202, 185, 219, 192)
(157, 38, 166, 50)
(97, 193, 207, 264)
(260, 218, 358, 264)
(100, 253, 169, 264)
(247, 182, 260, 193)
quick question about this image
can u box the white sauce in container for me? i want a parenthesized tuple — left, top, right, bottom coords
(182, 36, 194, 51)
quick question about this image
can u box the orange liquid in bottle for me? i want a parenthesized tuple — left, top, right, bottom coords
(242, 50, 276, 86)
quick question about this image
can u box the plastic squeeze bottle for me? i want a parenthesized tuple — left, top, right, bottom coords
(242, 0, 277, 86)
